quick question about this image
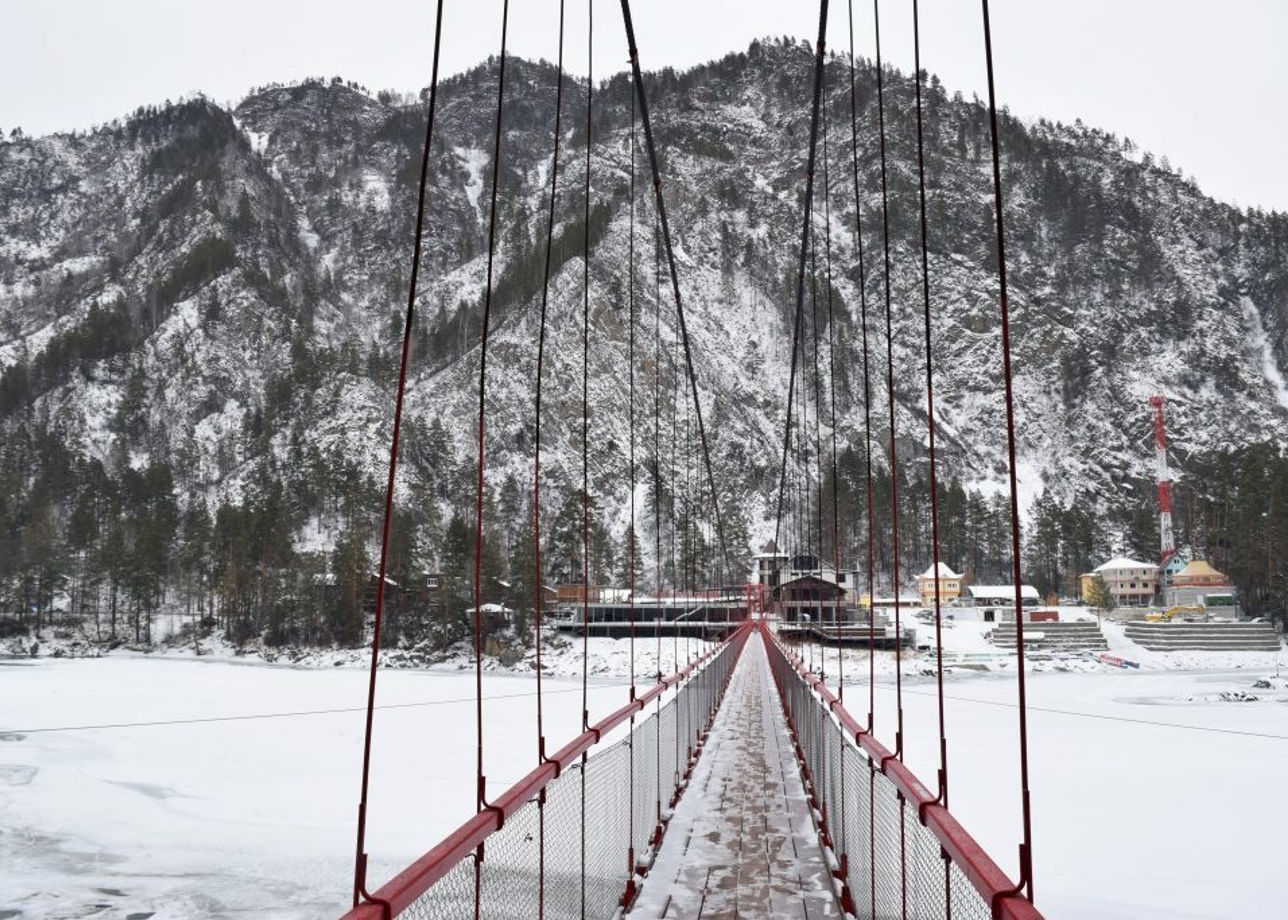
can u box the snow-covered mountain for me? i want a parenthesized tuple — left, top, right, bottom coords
(4, 38, 1288, 562)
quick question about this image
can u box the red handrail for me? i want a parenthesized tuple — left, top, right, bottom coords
(761, 623, 1043, 920)
(341, 620, 753, 919)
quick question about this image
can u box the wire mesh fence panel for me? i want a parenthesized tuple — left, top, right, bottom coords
(839, 745, 870, 919)
(401, 850, 475, 920)
(871, 769, 906, 920)
(904, 800, 949, 920)
(540, 763, 584, 920)
(821, 715, 845, 856)
(582, 737, 633, 918)
(630, 710, 659, 866)
(657, 694, 679, 811)
(948, 854, 996, 920)
(477, 786, 545, 920)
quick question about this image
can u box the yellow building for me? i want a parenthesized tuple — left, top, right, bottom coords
(1079, 557, 1158, 607)
(916, 562, 963, 607)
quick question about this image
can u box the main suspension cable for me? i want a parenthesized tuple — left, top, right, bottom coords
(620, 0, 731, 577)
(351, 0, 444, 907)
(772, 0, 831, 560)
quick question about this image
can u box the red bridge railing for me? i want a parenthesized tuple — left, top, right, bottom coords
(343, 621, 752, 919)
(762, 623, 1044, 920)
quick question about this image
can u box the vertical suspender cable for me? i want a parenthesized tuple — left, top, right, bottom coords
(472, 5, 511, 916)
(872, 2, 909, 914)
(625, 70, 639, 900)
(581, 0, 594, 738)
(911, 0, 950, 812)
(822, 84, 844, 700)
(911, 2, 952, 911)
(820, 68, 850, 886)
(871, 0, 905, 762)
(652, 213, 664, 837)
(351, 0, 445, 908)
(843, 0, 877, 737)
(580, 4, 593, 914)
(809, 213, 826, 675)
(980, 0, 1035, 904)
(535, 0, 567, 770)
(533, 5, 567, 915)
(845, 8, 879, 910)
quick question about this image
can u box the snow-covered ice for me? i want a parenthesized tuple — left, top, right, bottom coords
(0, 654, 641, 919)
(3, 632, 1286, 919)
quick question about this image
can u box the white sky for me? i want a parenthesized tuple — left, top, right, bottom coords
(3, 1, 1285, 211)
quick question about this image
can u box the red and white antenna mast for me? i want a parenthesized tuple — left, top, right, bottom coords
(1149, 395, 1176, 566)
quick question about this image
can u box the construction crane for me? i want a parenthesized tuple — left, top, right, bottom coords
(1149, 395, 1176, 568)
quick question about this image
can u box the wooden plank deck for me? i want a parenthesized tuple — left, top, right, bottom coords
(627, 637, 841, 919)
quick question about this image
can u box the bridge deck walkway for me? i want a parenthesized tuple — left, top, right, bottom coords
(628, 636, 839, 919)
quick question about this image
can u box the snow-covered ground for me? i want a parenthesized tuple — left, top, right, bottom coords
(0, 652, 674, 919)
(3, 628, 1285, 919)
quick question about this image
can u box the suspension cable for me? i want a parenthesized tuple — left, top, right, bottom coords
(532, 6, 566, 915)
(471, 6, 510, 918)
(534, 0, 567, 773)
(620, 0, 731, 578)
(809, 206, 826, 676)
(653, 213, 663, 681)
(911, 0, 950, 811)
(981, 0, 1035, 902)
(772, 0, 831, 561)
(844, 0, 878, 741)
(580, 0, 593, 738)
(652, 209, 664, 832)
(626, 64, 639, 895)
(351, 1, 444, 907)
(821, 74, 844, 700)
(820, 67, 851, 885)
(579, 4, 593, 914)
(872, 0, 905, 761)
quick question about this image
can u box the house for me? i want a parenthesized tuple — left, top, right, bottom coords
(752, 551, 789, 590)
(956, 584, 1040, 622)
(964, 584, 1040, 607)
(1160, 553, 1189, 583)
(1079, 557, 1158, 607)
(915, 562, 964, 607)
(773, 574, 848, 624)
(757, 552, 862, 604)
(1164, 559, 1236, 610)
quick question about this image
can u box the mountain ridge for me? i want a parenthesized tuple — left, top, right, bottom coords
(3, 37, 1288, 616)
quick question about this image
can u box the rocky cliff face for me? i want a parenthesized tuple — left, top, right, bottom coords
(3, 38, 1288, 569)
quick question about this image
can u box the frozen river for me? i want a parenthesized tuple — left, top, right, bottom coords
(2, 647, 1286, 919)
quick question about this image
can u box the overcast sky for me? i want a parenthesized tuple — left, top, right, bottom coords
(4, 1, 1285, 211)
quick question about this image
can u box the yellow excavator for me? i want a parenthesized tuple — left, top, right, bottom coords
(1144, 604, 1204, 622)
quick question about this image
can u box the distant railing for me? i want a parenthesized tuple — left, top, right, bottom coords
(761, 623, 1045, 920)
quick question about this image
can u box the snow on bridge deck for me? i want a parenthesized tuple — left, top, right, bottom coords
(629, 636, 840, 919)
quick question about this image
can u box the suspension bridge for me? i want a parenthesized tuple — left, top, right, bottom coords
(346, 1, 1044, 918)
